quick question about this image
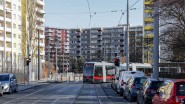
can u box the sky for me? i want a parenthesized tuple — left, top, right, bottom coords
(44, 0, 143, 29)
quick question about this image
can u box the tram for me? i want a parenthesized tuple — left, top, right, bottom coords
(83, 62, 115, 83)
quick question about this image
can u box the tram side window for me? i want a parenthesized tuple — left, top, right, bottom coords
(95, 66, 103, 76)
(106, 66, 115, 76)
(84, 67, 93, 76)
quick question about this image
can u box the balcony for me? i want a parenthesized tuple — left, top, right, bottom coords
(6, 28, 11, 32)
(0, 16, 3, 21)
(144, 1, 154, 5)
(0, 46, 3, 51)
(144, 26, 154, 31)
(0, 26, 3, 31)
(37, 17, 45, 22)
(36, 8, 45, 14)
(40, 34, 45, 39)
(144, 9, 154, 13)
(144, 17, 154, 22)
(37, 0, 45, 6)
(6, 37, 11, 42)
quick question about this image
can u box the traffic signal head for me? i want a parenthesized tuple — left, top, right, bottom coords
(26, 58, 31, 66)
(114, 58, 120, 67)
(115, 53, 117, 57)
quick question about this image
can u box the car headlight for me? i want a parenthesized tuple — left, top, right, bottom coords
(3, 83, 10, 89)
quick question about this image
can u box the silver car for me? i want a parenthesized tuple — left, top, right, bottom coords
(0, 82, 3, 96)
(0, 73, 18, 94)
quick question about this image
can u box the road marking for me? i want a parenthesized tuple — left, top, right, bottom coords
(50, 98, 60, 104)
(3, 89, 45, 104)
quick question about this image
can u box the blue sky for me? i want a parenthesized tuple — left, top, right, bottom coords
(44, 0, 143, 28)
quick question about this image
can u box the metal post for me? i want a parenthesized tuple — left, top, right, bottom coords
(38, 29, 40, 80)
(126, 0, 130, 71)
(152, 0, 159, 79)
(55, 39, 58, 81)
(27, 44, 30, 84)
(62, 44, 64, 81)
(48, 37, 50, 80)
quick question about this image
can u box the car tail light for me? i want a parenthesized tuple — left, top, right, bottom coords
(121, 80, 124, 86)
(131, 84, 136, 88)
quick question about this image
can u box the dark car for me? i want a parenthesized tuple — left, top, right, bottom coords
(123, 76, 147, 102)
(137, 78, 163, 104)
(0, 73, 18, 94)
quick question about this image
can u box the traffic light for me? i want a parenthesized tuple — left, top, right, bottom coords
(115, 53, 117, 57)
(114, 58, 120, 67)
(26, 58, 31, 66)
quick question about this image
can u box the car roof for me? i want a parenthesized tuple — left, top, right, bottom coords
(0, 73, 13, 76)
(165, 79, 185, 83)
(146, 78, 161, 81)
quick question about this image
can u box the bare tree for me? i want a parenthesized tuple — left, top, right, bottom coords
(159, 0, 185, 61)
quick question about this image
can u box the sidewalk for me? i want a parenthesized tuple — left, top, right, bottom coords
(18, 79, 48, 91)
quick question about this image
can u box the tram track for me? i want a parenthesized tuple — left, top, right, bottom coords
(72, 84, 102, 104)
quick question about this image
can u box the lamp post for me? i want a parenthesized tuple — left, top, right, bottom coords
(126, 0, 130, 71)
(38, 29, 40, 80)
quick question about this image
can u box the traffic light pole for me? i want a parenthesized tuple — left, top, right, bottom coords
(126, 0, 130, 71)
(152, 0, 159, 79)
(38, 29, 40, 80)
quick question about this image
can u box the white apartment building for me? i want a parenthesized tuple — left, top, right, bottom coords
(0, 0, 22, 73)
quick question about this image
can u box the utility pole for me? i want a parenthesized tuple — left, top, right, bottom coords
(152, 0, 159, 79)
(126, 0, 130, 71)
(48, 36, 50, 80)
(38, 29, 40, 80)
(55, 35, 58, 81)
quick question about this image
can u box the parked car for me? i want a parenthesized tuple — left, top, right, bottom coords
(123, 76, 147, 102)
(137, 78, 163, 104)
(0, 73, 18, 94)
(0, 82, 3, 96)
(116, 70, 144, 96)
(152, 79, 185, 104)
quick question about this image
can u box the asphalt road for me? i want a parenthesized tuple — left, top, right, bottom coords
(0, 82, 136, 104)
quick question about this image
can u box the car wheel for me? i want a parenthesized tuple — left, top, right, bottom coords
(9, 87, 13, 94)
(122, 90, 126, 99)
(0, 90, 3, 96)
(142, 97, 146, 104)
(137, 96, 140, 104)
(128, 92, 133, 102)
(14, 86, 18, 93)
(120, 88, 123, 96)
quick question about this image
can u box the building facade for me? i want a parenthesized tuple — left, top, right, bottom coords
(45, 27, 69, 73)
(69, 26, 144, 63)
(144, 0, 154, 63)
(0, 0, 22, 73)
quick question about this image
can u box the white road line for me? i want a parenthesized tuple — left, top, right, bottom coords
(3, 89, 45, 104)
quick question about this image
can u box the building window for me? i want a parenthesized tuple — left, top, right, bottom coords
(13, 14, 16, 19)
(13, 23, 16, 29)
(18, 6, 21, 11)
(13, 4, 16, 10)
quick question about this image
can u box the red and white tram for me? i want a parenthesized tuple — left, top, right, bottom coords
(83, 62, 115, 83)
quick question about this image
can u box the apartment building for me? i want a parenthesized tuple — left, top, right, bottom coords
(144, 0, 154, 63)
(45, 27, 69, 73)
(69, 25, 144, 63)
(20, 0, 45, 80)
(0, 0, 22, 73)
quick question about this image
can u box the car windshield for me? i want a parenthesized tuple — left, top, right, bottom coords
(134, 77, 147, 84)
(0, 75, 9, 81)
(150, 81, 164, 90)
(176, 82, 185, 96)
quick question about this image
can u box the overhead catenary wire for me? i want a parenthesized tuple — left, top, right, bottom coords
(86, 0, 92, 27)
(118, 0, 141, 25)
